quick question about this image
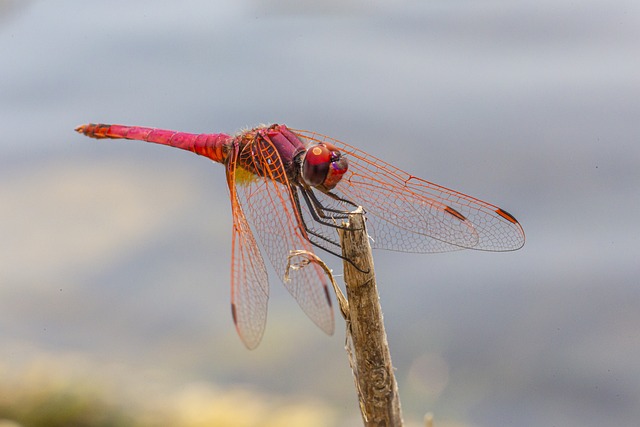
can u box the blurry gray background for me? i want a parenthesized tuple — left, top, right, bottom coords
(1, 1, 639, 426)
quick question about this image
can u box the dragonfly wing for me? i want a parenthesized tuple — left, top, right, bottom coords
(232, 136, 335, 337)
(226, 150, 269, 350)
(293, 129, 525, 253)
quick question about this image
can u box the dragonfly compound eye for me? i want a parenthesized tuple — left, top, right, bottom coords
(302, 144, 348, 190)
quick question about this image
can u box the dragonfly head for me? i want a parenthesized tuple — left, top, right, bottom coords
(302, 143, 348, 191)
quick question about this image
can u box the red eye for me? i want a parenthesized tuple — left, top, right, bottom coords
(303, 145, 331, 186)
(302, 144, 348, 190)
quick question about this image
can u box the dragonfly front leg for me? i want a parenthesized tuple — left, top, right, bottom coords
(299, 187, 351, 227)
(292, 188, 343, 248)
(317, 189, 359, 210)
(291, 187, 368, 273)
(302, 188, 367, 235)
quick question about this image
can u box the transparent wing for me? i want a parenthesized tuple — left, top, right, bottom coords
(226, 149, 269, 349)
(292, 129, 525, 253)
(232, 134, 334, 338)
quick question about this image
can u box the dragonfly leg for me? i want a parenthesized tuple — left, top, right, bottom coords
(320, 189, 359, 210)
(293, 189, 343, 247)
(302, 188, 367, 235)
(299, 187, 350, 228)
(291, 188, 368, 274)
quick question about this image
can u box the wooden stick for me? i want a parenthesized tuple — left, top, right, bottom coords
(339, 207, 404, 426)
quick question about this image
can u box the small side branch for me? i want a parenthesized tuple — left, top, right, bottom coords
(339, 207, 404, 427)
(286, 249, 349, 320)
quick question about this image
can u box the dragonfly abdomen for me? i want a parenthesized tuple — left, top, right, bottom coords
(75, 123, 231, 163)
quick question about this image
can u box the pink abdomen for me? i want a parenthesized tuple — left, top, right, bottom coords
(75, 123, 231, 163)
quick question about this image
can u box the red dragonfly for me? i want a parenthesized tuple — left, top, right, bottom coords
(76, 123, 525, 349)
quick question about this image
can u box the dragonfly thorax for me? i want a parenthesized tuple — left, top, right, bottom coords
(302, 143, 348, 191)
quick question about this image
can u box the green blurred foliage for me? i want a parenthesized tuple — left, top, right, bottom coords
(0, 355, 335, 427)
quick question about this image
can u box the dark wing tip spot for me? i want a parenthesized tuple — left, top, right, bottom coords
(496, 208, 519, 225)
(323, 285, 333, 308)
(231, 303, 238, 324)
(444, 206, 467, 222)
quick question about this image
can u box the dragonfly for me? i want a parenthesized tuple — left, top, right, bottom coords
(75, 123, 525, 349)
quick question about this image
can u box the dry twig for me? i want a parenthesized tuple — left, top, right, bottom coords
(339, 207, 404, 427)
(286, 207, 404, 426)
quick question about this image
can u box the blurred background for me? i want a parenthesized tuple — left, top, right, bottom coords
(1, 0, 639, 426)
